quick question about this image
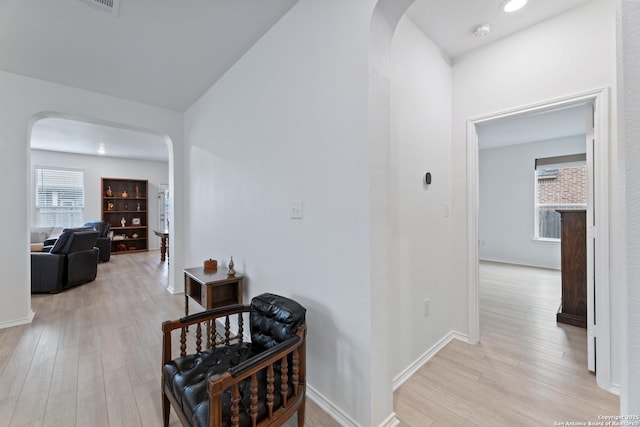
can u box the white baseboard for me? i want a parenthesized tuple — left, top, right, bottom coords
(609, 382, 621, 395)
(392, 330, 469, 391)
(306, 384, 359, 427)
(0, 310, 35, 330)
(166, 285, 182, 295)
(378, 412, 400, 427)
(479, 257, 560, 271)
(306, 385, 400, 427)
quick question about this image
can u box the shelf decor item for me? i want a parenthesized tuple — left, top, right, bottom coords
(107, 202, 114, 211)
(132, 217, 141, 225)
(204, 258, 217, 271)
(121, 217, 126, 227)
(105, 186, 113, 197)
(135, 185, 140, 198)
(121, 189, 128, 198)
(227, 256, 236, 277)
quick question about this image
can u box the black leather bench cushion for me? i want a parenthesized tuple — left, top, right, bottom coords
(164, 342, 292, 427)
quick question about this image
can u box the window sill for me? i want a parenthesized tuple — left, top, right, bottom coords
(533, 237, 560, 243)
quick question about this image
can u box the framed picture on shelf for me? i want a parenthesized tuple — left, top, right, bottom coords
(132, 217, 141, 225)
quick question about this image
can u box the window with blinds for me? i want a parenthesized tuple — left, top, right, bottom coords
(34, 167, 85, 228)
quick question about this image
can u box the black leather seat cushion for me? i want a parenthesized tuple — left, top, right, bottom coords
(164, 342, 291, 427)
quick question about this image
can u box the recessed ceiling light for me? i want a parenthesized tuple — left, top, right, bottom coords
(97, 143, 106, 155)
(502, 0, 528, 13)
(473, 24, 492, 38)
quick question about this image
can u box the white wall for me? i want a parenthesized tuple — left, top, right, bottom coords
(617, 0, 640, 414)
(452, 0, 618, 382)
(0, 70, 184, 329)
(184, 0, 387, 425)
(30, 149, 169, 250)
(478, 135, 586, 269)
(389, 16, 454, 378)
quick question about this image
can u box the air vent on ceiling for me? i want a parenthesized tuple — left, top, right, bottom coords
(77, 0, 120, 16)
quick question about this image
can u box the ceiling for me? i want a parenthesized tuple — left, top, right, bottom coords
(2, 0, 595, 160)
(0, 0, 298, 112)
(477, 104, 589, 150)
(31, 117, 168, 162)
(406, 0, 592, 59)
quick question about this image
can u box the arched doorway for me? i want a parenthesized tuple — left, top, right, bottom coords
(27, 112, 177, 294)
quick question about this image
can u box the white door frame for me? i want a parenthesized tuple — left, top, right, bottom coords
(466, 88, 612, 391)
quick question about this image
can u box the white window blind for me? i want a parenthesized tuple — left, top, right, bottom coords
(34, 167, 84, 228)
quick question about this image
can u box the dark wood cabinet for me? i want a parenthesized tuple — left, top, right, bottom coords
(101, 178, 148, 254)
(556, 209, 587, 328)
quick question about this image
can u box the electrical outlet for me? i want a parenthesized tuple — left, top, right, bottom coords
(424, 298, 430, 317)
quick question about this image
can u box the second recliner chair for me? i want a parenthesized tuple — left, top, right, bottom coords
(83, 221, 112, 262)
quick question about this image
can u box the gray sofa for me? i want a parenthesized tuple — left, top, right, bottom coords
(30, 226, 63, 252)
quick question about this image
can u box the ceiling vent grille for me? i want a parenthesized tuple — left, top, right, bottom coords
(77, 0, 120, 16)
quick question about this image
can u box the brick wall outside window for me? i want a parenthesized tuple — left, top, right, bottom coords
(536, 165, 587, 239)
(538, 166, 587, 205)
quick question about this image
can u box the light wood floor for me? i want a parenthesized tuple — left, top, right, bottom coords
(0, 251, 337, 427)
(394, 261, 619, 427)
(1, 255, 619, 426)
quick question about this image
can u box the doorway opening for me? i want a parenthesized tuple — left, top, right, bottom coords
(157, 184, 170, 233)
(467, 88, 612, 391)
(28, 113, 175, 291)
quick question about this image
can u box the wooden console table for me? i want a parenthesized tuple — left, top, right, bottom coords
(154, 230, 169, 262)
(183, 267, 243, 317)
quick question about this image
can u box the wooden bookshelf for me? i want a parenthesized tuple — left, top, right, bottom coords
(101, 178, 148, 254)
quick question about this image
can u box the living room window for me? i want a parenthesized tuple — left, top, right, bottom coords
(34, 167, 85, 228)
(535, 154, 587, 240)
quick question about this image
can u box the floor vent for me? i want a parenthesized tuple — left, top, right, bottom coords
(77, 0, 120, 16)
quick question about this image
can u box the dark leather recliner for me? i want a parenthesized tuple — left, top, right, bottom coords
(84, 221, 111, 262)
(162, 293, 307, 427)
(31, 228, 99, 293)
